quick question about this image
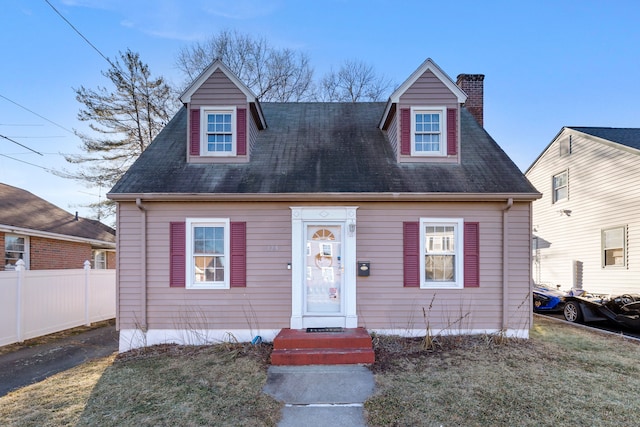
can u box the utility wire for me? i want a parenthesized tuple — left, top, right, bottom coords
(0, 94, 75, 135)
(43, 0, 117, 70)
(0, 134, 43, 156)
(0, 153, 50, 171)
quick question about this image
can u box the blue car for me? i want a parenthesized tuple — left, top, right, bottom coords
(533, 284, 566, 313)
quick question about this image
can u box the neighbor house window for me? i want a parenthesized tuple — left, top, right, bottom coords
(412, 107, 446, 156)
(202, 108, 235, 156)
(420, 218, 464, 288)
(186, 218, 230, 289)
(4, 234, 28, 270)
(559, 136, 571, 156)
(92, 250, 107, 269)
(602, 226, 626, 268)
(552, 171, 568, 203)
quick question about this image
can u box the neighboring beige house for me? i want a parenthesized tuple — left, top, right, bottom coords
(108, 58, 540, 352)
(526, 127, 640, 295)
(0, 183, 116, 270)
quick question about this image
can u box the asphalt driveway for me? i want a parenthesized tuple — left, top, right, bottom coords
(0, 324, 118, 397)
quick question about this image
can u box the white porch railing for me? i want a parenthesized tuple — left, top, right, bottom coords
(0, 260, 116, 347)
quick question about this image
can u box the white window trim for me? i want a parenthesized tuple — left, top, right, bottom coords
(420, 218, 464, 289)
(602, 225, 627, 269)
(552, 170, 568, 204)
(411, 106, 447, 157)
(4, 234, 29, 270)
(186, 218, 230, 289)
(92, 250, 107, 269)
(200, 106, 237, 157)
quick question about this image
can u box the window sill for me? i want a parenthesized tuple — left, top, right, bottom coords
(421, 283, 463, 290)
(186, 284, 230, 290)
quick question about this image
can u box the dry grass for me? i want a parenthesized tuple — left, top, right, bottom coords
(3, 317, 640, 426)
(365, 316, 640, 426)
(0, 342, 281, 427)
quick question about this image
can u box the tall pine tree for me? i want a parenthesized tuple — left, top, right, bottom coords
(63, 49, 176, 221)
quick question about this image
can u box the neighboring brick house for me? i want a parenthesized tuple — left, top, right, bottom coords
(526, 127, 640, 295)
(108, 58, 540, 352)
(0, 183, 116, 270)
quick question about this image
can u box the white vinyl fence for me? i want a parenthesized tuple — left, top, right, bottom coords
(0, 260, 116, 347)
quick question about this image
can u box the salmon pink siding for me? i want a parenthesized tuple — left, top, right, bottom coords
(116, 201, 531, 336)
(189, 69, 247, 106)
(186, 68, 251, 163)
(396, 69, 460, 163)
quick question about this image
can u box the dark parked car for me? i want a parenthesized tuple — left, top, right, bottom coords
(533, 284, 566, 313)
(563, 293, 640, 330)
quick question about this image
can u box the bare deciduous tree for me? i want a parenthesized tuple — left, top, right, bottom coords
(175, 30, 314, 102)
(319, 59, 393, 102)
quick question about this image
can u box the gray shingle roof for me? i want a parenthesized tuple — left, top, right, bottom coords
(0, 183, 115, 244)
(109, 103, 538, 196)
(569, 127, 640, 151)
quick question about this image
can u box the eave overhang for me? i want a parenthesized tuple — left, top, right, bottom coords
(0, 224, 116, 249)
(108, 191, 542, 203)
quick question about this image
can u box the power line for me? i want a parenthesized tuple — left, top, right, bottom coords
(0, 153, 51, 171)
(0, 134, 43, 156)
(43, 0, 116, 70)
(0, 94, 75, 134)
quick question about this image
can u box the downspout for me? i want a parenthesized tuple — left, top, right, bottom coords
(502, 197, 513, 331)
(136, 198, 148, 331)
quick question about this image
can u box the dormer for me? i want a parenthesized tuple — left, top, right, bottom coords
(179, 60, 266, 163)
(379, 58, 468, 164)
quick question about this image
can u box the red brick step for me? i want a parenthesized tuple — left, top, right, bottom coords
(271, 327, 375, 365)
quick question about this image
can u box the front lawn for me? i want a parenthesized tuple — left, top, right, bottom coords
(1, 316, 639, 426)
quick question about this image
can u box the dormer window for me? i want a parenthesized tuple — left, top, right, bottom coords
(202, 108, 236, 156)
(411, 107, 447, 156)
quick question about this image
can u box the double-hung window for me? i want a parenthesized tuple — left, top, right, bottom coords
(202, 108, 235, 156)
(412, 107, 446, 156)
(552, 171, 568, 203)
(602, 226, 626, 268)
(420, 218, 464, 288)
(186, 218, 230, 289)
(4, 234, 28, 270)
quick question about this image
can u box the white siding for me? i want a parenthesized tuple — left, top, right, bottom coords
(527, 129, 640, 295)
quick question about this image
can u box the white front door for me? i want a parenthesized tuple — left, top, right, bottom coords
(290, 207, 358, 329)
(304, 224, 344, 317)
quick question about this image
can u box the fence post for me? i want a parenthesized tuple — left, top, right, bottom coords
(15, 259, 25, 342)
(84, 260, 91, 326)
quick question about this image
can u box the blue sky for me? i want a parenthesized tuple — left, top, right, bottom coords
(2, 0, 639, 220)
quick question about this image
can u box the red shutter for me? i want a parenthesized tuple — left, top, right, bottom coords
(400, 108, 411, 155)
(170, 222, 186, 287)
(447, 108, 457, 155)
(230, 222, 246, 287)
(190, 109, 200, 156)
(237, 108, 247, 155)
(403, 222, 420, 287)
(464, 222, 480, 288)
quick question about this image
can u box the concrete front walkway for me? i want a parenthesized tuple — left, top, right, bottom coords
(263, 365, 375, 427)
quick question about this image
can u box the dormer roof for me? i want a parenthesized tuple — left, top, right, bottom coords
(379, 58, 468, 128)
(179, 59, 266, 129)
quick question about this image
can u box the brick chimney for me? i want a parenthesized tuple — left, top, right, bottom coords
(456, 74, 485, 127)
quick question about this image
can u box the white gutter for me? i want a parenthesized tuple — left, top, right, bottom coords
(502, 197, 513, 330)
(108, 191, 541, 203)
(0, 224, 115, 249)
(136, 198, 148, 331)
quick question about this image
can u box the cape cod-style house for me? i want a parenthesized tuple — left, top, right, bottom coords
(109, 58, 540, 357)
